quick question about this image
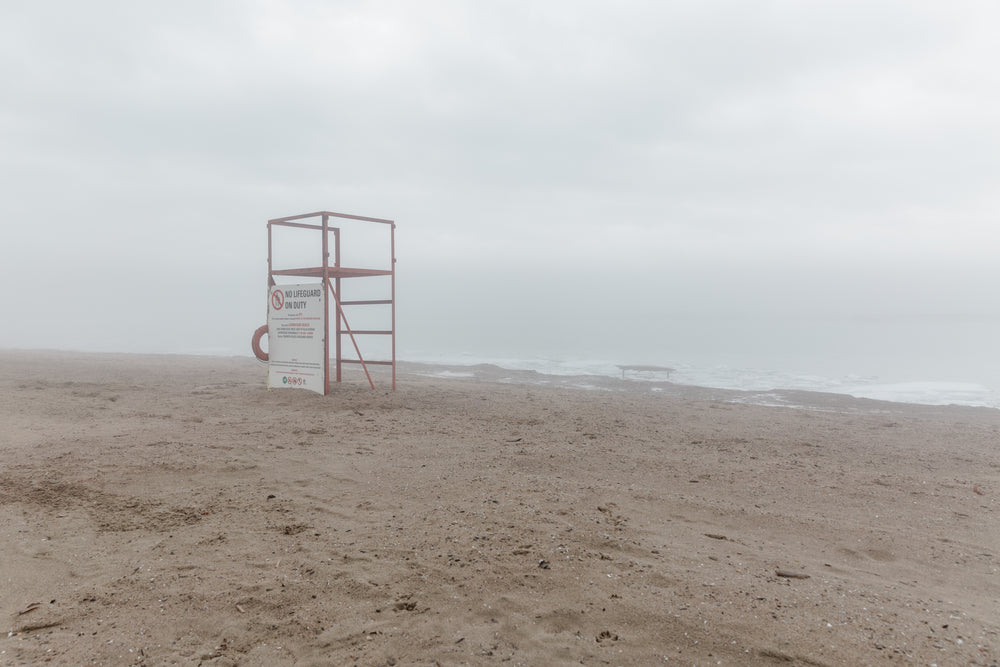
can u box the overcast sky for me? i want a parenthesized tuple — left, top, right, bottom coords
(2, 1, 998, 365)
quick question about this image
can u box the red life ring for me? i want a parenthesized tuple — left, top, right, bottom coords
(251, 325, 269, 361)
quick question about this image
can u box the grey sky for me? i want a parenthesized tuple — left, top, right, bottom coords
(2, 1, 998, 361)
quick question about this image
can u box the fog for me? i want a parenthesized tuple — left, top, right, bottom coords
(2, 1, 998, 399)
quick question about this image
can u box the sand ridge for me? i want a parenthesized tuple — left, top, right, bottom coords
(1, 351, 998, 665)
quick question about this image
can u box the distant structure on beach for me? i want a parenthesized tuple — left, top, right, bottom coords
(617, 365, 675, 380)
(253, 210, 397, 394)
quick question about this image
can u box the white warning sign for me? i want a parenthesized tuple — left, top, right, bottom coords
(267, 283, 326, 394)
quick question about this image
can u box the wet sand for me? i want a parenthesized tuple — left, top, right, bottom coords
(1, 350, 998, 665)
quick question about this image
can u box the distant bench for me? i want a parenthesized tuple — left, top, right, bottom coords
(617, 365, 675, 380)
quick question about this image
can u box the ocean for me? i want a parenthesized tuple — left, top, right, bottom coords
(400, 315, 1000, 410)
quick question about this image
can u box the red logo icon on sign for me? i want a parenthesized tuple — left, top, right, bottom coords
(271, 290, 285, 311)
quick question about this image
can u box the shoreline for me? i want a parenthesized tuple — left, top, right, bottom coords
(4, 347, 998, 415)
(402, 358, 1000, 418)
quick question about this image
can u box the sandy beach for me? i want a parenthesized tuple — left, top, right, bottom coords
(1, 350, 998, 666)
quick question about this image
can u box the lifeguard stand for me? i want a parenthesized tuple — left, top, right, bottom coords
(254, 211, 396, 392)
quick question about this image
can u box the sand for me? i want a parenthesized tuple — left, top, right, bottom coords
(1, 350, 998, 666)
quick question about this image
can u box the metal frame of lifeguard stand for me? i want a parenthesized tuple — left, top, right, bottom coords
(267, 211, 396, 392)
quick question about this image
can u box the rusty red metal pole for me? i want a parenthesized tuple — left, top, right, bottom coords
(267, 221, 275, 287)
(390, 223, 396, 391)
(321, 214, 330, 395)
(335, 228, 342, 384)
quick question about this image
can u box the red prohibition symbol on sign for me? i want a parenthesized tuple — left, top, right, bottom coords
(271, 289, 285, 310)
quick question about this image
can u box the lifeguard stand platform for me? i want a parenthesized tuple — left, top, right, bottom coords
(252, 211, 396, 393)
